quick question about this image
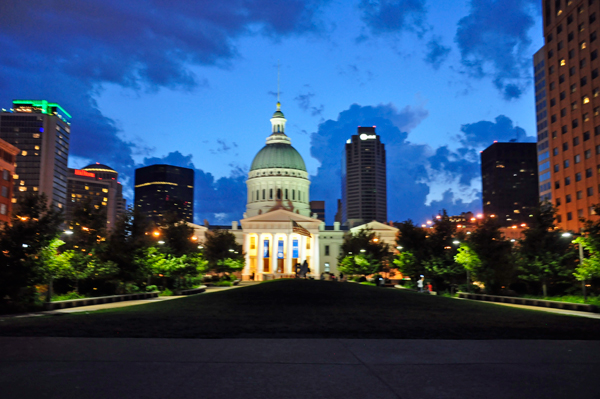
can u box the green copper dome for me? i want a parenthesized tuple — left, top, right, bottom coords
(250, 143, 307, 172)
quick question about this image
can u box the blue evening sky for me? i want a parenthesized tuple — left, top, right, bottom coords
(0, 0, 543, 224)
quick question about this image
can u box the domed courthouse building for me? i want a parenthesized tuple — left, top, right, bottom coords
(193, 102, 398, 280)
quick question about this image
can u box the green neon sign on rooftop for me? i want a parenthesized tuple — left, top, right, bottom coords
(12, 100, 72, 119)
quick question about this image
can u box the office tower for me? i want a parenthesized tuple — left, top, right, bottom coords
(342, 126, 387, 226)
(0, 139, 19, 224)
(538, 1, 600, 230)
(334, 199, 342, 223)
(66, 163, 126, 229)
(134, 164, 194, 224)
(309, 200, 325, 221)
(481, 142, 539, 227)
(0, 100, 71, 210)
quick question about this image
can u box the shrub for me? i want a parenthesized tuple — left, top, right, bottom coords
(360, 282, 376, 286)
(160, 288, 173, 296)
(124, 283, 140, 293)
(146, 285, 158, 292)
(213, 280, 233, 287)
(52, 291, 85, 301)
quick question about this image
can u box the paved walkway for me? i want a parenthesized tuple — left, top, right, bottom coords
(1, 337, 598, 398)
(4, 282, 260, 318)
(455, 297, 600, 319)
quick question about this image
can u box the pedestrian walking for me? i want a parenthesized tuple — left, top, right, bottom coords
(417, 275, 425, 292)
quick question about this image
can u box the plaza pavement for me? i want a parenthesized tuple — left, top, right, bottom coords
(1, 337, 599, 398)
(2, 284, 599, 398)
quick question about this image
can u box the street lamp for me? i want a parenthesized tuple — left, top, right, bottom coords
(360, 249, 366, 253)
(64, 230, 73, 235)
(562, 232, 587, 302)
(158, 240, 165, 245)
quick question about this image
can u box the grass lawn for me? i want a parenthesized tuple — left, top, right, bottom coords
(1, 280, 599, 339)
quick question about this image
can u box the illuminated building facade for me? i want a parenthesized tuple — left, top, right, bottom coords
(66, 163, 126, 229)
(537, 0, 600, 230)
(481, 142, 539, 227)
(0, 100, 71, 210)
(0, 138, 19, 225)
(342, 127, 387, 226)
(135, 164, 194, 224)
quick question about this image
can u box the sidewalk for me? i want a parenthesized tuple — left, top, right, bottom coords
(0, 337, 598, 399)
(456, 297, 600, 319)
(4, 282, 260, 318)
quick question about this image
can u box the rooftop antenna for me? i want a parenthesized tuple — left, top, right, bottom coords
(277, 60, 281, 108)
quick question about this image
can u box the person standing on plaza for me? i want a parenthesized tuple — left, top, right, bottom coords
(417, 275, 425, 292)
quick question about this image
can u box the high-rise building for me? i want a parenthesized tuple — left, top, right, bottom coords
(538, 1, 600, 230)
(309, 200, 325, 221)
(134, 164, 194, 224)
(481, 142, 539, 227)
(0, 138, 19, 225)
(66, 163, 126, 229)
(0, 100, 71, 210)
(342, 126, 387, 226)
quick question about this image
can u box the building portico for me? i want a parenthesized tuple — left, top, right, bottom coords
(240, 209, 321, 280)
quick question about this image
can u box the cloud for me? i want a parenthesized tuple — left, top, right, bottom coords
(210, 139, 238, 155)
(0, 0, 328, 182)
(459, 115, 535, 148)
(424, 36, 451, 69)
(141, 151, 247, 224)
(427, 146, 480, 187)
(309, 103, 434, 223)
(358, 0, 427, 37)
(455, 0, 537, 100)
(294, 91, 324, 116)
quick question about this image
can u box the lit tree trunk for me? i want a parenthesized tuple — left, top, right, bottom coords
(542, 278, 548, 297)
(46, 277, 53, 302)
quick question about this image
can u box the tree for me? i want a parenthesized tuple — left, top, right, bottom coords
(339, 228, 390, 270)
(160, 212, 197, 257)
(64, 198, 107, 251)
(422, 211, 462, 287)
(103, 207, 155, 283)
(338, 255, 380, 277)
(395, 220, 428, 281)
(202, 229, 244, 275)
(573, 204, 600, 288)
(454, 242, 481, 290)
(465, 217, 514, 294)
(516, 204, 576, 296)
(0, 193, 63, 306)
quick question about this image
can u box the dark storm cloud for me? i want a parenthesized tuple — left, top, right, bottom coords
(141, 151, 247, 224)
(424, 36, 451, 69)
(455, 0, 537, 100)
(358, 0, 427, 36)
(459, 115, 535, 148)
(0, 0, 328, 181)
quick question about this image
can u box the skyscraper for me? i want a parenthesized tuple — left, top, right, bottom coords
(481, 142, 539, 227)
(134, 164, 194, 224)
(342, 127, 387, 226)
(0, 100, 71, 210)
(66, 163, 126, 229)
(0, 138, 19, 224)
(537, 1, 600, 230)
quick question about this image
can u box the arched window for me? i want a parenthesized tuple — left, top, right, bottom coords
(256, 190, 259, 201)
(262, 189, 265, 200)
(277, 189, 282, 200)
(292, 190, 295, 200)
(285, 189, 288, 199)
(270, 189, 273, 199)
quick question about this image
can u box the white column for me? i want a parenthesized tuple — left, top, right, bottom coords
(313, 233, 320, 277)
(258, 233, 264, 277)
(286, 233, 293, 274)
(243, 233, 251, 278)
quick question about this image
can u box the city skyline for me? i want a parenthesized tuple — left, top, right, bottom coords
(0, 1, 543, 224)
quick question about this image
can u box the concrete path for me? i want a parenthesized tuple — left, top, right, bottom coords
(455, 297, 600, 319)
(1, 337, 598, 398)
(3, 282, 260, 319)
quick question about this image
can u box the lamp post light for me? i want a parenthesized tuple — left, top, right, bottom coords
(562, 232, 587, 302)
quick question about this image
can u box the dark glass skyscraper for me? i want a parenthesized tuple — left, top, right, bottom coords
(481, 142, 538, 227)
(342, 127, 387, 226)
(0, 100, 71, 210)
(134, 164, 194, 224)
